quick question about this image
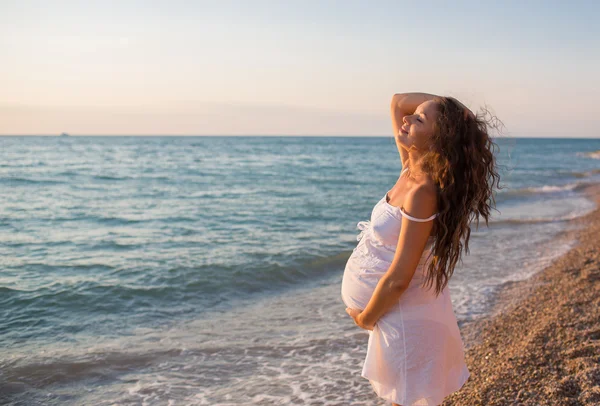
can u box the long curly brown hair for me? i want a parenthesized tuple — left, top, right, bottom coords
(419, 97, 503, 297)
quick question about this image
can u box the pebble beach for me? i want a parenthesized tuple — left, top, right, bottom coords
(442, 183, 600, 406)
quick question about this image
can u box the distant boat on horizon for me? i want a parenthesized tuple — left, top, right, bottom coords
(60, 132, 70, 137)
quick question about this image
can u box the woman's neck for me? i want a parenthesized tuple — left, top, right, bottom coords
(405, 153, 427, 178)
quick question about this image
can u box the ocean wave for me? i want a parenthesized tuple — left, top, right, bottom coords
(567, 168, 600, 178)
(577, 150, 600, 159)
(490, 218, 562, 226)
(0, 251, 353, 319)
(0, 177, 65, 185)
(489, 206, 596, 226)
(87, 240, 143, 250)
(526, 183, 579, 193)
(92, 174, 133, 181)
(0, 348, 183, 396)
(0, 286, 22, 294)
(96, 216, 147, 225)
(499, 182, 581, 199)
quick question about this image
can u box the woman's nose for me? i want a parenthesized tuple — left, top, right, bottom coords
(402, 115, 410, 125)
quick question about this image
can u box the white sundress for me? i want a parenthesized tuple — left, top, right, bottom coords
(341, 168, 470, 406)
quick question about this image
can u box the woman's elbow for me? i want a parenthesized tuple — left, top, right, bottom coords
(383, 274, 410, 292)
(391, 94, 405, 110)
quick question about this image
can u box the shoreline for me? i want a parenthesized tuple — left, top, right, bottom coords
(443, 182, 600, 405)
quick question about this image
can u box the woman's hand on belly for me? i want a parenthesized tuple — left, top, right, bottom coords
(345, 307, 374, 331)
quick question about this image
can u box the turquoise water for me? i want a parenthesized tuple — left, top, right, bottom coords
(1, 136, 599, 405)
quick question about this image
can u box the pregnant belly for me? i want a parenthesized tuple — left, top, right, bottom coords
(340, 255, 386, 310)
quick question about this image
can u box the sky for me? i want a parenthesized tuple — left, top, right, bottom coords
(1, 0, 598, 137)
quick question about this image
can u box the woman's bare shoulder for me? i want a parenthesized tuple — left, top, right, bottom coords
(404, 179, 438, 217)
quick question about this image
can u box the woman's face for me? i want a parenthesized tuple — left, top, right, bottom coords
(397, 100, 439, 152)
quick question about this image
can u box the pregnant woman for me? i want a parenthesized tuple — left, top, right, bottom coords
(341, 92, 501, 405)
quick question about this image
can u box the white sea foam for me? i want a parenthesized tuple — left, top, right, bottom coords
(527, 183, 579, 192)
(578, 150, 600, 159)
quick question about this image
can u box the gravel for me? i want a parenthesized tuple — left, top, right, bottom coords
(441, 183, 600, 406)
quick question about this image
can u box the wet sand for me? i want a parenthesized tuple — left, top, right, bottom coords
(442, 183, 600, 405)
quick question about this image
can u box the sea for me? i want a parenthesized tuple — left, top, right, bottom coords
(1, 136, 599, 405)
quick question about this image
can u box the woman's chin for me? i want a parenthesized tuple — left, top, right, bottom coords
(396, 137, 409, 150)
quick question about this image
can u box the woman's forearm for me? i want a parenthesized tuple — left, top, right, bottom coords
(391, 93, 475, 119)
(391, 92, 439, 114)
(357, 276, 407, 328)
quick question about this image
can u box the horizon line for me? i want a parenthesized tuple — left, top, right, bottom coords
(0, 134, 599, 139)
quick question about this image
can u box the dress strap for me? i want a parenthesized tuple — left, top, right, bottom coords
(399, 208, 438, 222)
(398, 167, 437, 221)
